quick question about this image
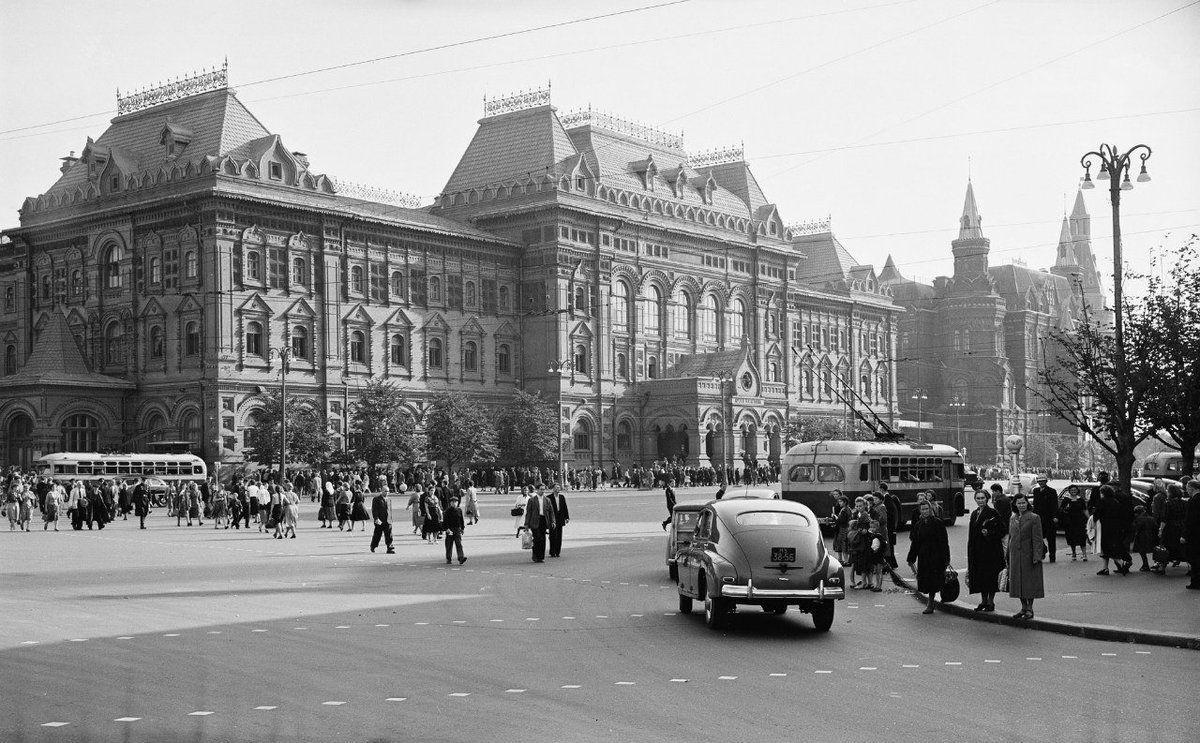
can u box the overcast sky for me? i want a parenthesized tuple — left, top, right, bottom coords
(3, 0, 1197, 296)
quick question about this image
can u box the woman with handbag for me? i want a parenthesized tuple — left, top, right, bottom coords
(512, 486, 531, 538)
(967, 489, 1005, 612)
(1007, 494, 1045, 620)
(1060, 485, 1089, 561)
(907, 499, 951, 615)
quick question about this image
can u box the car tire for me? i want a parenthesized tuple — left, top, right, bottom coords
(669, 563, 678, 582)
(678, 593, 693, 614)
(704, 594, 729, 630)
(810, 600, 835, 632)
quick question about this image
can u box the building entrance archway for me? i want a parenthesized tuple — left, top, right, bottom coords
(656, 424, 689, 462)
(7, 413, 34, 469)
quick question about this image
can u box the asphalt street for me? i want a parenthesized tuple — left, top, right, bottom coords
(1, 487, 1196, 743)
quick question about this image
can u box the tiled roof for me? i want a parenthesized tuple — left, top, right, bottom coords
(791, 231, 860, 284)
(696, 161, 770, 213)
(441, 105, 578, 194)
(958, 180, 985, 240)
(671, 346, 749, 378)
(988, 264, 1073, 305)
(6, 311, 134, 389)
(43, 88, 271, 198)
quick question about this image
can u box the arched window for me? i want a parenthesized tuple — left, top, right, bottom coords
(246, 251, 261, 281)
(184, 321, 200, 356)
(179, 411, 201, 445)
(574, 286, 588, 315)
(464, 340, 478, 371)
(61, 413, 100, 451)
(149, 326, 164, 359)
(497, 343, 511, 374)
(390, 334, 407, 366)
(144, 412, 166, 442)
(573, 343, 589, 376)
(349, 330, 365, 363)
(104, 322, 122, 365)
(391, 271, 406, 300)
(803, 359, 814, 398)
(104, 244, 124, 289)
(71, 270, 82, 296)
(573, 419, 592, 451)
(768, 361, 780, 383)
(644, 286, 662, 333)
(465, 281, 477, 308)
(876, 366, 889, 401)
(860, 363, 872, 398)
(499, 286, 510, 310)
(246, 321, 263, 357)
(150, 257, 162, 285)
(673, 288, 692, 339)
(350, 266, 364, 293)
(428, 337, 443, 369)
(429, 276, 442, 302)
(648, 355, 659, 379)
(4, 344, 15, 375)
(617, 420, 633, 451)
(184, 251, 198, 279)
(700, 294, 719, 341)
(616, 352, 628, 379)
(292, 257, 306, 285)
(612, 281, 629, 331)
(291, 326, 308, 360)
(820, 361, 833, 400)
(731, 298, 747, 342)
(4, 287, 14, 311)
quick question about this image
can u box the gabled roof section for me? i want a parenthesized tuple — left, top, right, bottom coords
(6, 311, 134, 389)
(283, 297, 316, 318)
(441, 105, 578, 194)
(879, 255, 904, 283)
(237, 293, 273, 315)
(790, 230, 861, 285)
(670, 345, 751, 379)
(696, 161, 770, 213)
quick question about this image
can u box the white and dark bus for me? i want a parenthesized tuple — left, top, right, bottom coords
(35, 452, 208, 485)
(781, 439, 967, 527)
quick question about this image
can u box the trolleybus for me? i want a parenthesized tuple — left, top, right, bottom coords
(35, 452, 208, 486)
(781, 439, 967, 527)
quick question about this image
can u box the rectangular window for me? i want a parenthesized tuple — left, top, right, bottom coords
(410, 270, 427, 306)
(370, 263, 386, 301)
(164, 249, 179, 290)
(447, 275, 463, 310)
(482, 279, 497, 314)
(269, 162, 282, 180)
(268, 248, 286, 289)
(560, 226, 570, 239)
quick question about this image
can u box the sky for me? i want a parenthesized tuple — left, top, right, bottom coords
(2, 0, 1197, 296)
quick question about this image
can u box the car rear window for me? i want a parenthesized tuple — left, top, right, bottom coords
(674, 511, 699, 530)
(734, 511, 811, 528)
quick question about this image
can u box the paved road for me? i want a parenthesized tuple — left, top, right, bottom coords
(2, 488, 1196, 742)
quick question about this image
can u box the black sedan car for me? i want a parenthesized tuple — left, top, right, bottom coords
(675, 499, 845, 632)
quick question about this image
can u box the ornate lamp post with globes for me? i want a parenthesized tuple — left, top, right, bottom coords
(271, 347, 293, 486)
(547, 359, 573, 484)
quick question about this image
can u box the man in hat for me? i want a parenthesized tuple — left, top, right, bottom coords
(1031, 475, 1060, 563)
(443, 494, 467, 565)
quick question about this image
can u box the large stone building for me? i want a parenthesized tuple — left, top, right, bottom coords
(0, 70, 900, 472)
(880, 183, 1108, 466)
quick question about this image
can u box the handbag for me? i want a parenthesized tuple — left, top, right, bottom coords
(1152, 544, 1170, 565)
(940, 566, 961, 603)
(510, 505, 525, 517)
(519, 528, 533, 550)
(997, 568, 1009, 592)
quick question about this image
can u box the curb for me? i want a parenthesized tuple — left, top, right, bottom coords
(887, 568, 1200, 651)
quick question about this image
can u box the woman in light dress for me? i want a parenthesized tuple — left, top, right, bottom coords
(512, 486, 532, 538)
(282, 486, 300, 538)
(405, 483, 425, 535)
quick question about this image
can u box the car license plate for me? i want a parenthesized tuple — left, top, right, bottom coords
(771, 548, 796, 563)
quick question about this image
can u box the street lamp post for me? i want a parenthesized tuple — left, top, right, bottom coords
(548, 359, 573, 485)
(272, 347, 293, 486)
(949, 394, 966, 453)
(1080, 143, 1150, 486)
(911, 388, 929, 442)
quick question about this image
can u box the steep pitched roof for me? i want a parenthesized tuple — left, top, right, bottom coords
(694, 161, 770, 213)
(879, 254, 904, 282)
(671, 346, 749, 378)
(441, 105, 578, 193)
(958, 180, 984, 240)
(790, 231, 860, 284)
(1055, 215, 1075, 266)
(6, 311, 133, 389)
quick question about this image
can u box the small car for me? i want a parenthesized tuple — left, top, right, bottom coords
(666, 504, 704, 581)
(675, 499, 845, 632)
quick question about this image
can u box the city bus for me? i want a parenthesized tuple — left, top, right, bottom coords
(1140, 451, 1187, 478)
(34, 452, 208, 486)
(781, 440, 967, 527)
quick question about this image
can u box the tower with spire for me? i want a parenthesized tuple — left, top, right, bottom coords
(949, 180, 995, 294)
(1053, 188, 1112, 326)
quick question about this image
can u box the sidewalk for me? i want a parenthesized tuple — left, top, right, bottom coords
(892, 512, 1200, 650)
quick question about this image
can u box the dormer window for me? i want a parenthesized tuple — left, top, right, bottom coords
(89, 157, 107, 178)
(160, 123, 193, 161)
(110, 176, 121, 192)
(269, 162, 283, 180)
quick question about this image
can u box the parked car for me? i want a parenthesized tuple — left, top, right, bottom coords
(675, 499, 845, 632)
(120, 477, 170, 505)
(666, 504, 704, 582)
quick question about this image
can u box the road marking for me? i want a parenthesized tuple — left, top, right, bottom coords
(630, 614, 644, 617)
(254, 706, 277, 710)
(561, 685, 581, 689)
(1102, 653, 1117, 656)
(1062, 655, 1077, 659)
(117, 637, 133, 640)
(294, 627, 309, 631)
(449, 693, 470, 697)
(415, 622, 430, 626)
(375, 624, 390, 627)
(902, 665, 920, 669)
(70, 638, 88, 642)
(815, 670, 832, 674)
(206, 631, 222, 635)
(770, 673, 787, 677)
(489, 619, 504, 623)
(874, 604, 886, 607)
(638, 584, 648, 587)
(506, 689, 526, 693)
(114, 717, 141, 722)
(525, 618, 540, 621)
(41, 722, 69, 727)
(252, 629, 268, 633)
(859, 667, 878, 671)
(1026, 657, 1042, 661)
(188, 711, 215, 716)
(163, 633, 181, 637)
(601, 581, 611, 584)
(945, 662, 962, 666)
(385, 698, 406, 702)
(984, 660, 1001, 664)
(664, 613, 676, 616)
(21, 641, 39, 645)
(619, 582, 630, 586)
(615, 681, 635, 685)
(670, 678, 688, 683)
(562, 616, 576, 620)
(453, 620, 466, 624)
(322, 701, 347, 706)
(718, 676, 738, 680)
(596, 615, 608, 619)
(1135, 651, 1151, 655)
(335, 625, 350, 629)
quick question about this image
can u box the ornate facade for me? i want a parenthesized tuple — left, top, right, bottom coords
(0, 75, 900, 472)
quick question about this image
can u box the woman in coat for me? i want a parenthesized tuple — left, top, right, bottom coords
(405, 484, 424, 535)
(349, 487, 370, 532)
(906, 499, 950, 614)
(1007, 494, 1045, 619)
(830, 494, 852, 566)
(967, 489, 1005, 612)
(1094, 485, 1132, 575)
(1060, 485, 1089, 561)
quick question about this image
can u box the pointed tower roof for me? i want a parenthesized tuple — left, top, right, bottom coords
(441, 104, 578, 194)
(1055, 215, 1076, 266)
(958, 180, 984, 240)
(1071, 188, 1088, 218)
(5, 311, 134, 389)
(879, 254, 905, 283)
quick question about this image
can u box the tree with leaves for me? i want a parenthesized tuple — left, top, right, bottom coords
(423, 392, 499, 474)
(244, 389, 335, 469)
(784, 415, 869, 447)
(1129, 236, 1200, 476)
(495, 390, 558, 465)
(348, 379, 422, 469)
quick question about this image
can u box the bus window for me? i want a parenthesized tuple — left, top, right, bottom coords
(76, 462, 92, 476)
(192, 465, 205, 476)
(104, 462, 119, 475)
(788, 464, 815, 483)
(817, 464, 844, 482)
(60, 463, 77, 475)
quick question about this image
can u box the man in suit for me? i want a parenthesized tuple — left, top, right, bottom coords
(1182, 479, 1200, 589)
(523, 486, 557, 563)
(661, 479, 677, 530)
(370, 489, 395, 554)
(548, 487, 570, 558)
(1031, 475, 1060, 562)
(443, 495, 467, 565)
